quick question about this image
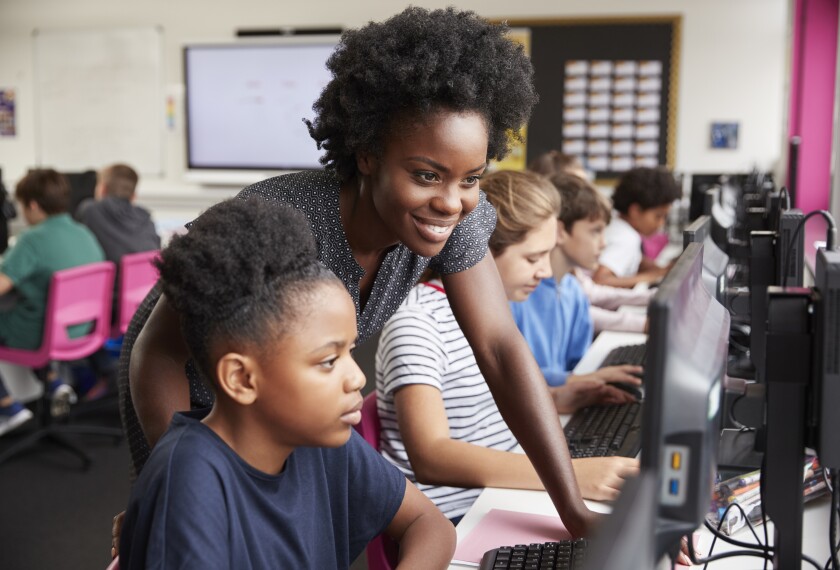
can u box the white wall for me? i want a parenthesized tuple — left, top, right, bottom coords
(0, 0, 790, 223)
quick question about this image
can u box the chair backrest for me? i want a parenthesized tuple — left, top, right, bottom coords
(0, 261, 116, 368)
(356, 392, 382, 450)
(117, 250, 160, 335)
(354, 392, 398, 570)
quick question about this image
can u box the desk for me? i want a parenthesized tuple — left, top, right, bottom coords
(449, 332, 834, 569)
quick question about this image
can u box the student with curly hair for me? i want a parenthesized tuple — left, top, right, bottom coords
(593, 167, 682, 288)
(119, 197, 454, 569)
(116, 7, 596, 553)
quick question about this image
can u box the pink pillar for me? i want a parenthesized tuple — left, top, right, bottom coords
(788, 0, 839, 212)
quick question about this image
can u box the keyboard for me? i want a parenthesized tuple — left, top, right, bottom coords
(599, 342, 646, 367)
(479, 540, 589, 570)
(564, 401, 643, 458)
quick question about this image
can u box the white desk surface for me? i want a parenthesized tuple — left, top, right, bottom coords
(449, 331, 834, 569)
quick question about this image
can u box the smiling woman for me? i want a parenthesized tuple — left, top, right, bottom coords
(116, 6, 597, 560)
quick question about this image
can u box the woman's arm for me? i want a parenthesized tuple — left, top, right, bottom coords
(385, 482, 456, 570)
(129, 293, 192, 448)
(442, 254, 595, 537)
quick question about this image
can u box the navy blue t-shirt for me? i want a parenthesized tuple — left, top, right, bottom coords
(120, 410, 406, 569)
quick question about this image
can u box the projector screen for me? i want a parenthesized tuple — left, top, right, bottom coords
(184, 38, 338, 171)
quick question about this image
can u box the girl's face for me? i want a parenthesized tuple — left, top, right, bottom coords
(358, 110, 489, 258)
(559, 216, 608, 270)
(254, 281, 365, 450)
(493, 216, 557, 302)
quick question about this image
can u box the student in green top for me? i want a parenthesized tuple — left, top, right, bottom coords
(0, 169, 105, 436)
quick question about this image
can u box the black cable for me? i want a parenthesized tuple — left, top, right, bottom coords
(780, 186, 792, 210)
(781, 210, 838, 287)
(830, 469, 839, 569)
(760, 450, 769, 570)
(727, 394, 756, 432)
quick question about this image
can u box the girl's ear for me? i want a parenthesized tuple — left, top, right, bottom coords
(215, 353, 258, 405)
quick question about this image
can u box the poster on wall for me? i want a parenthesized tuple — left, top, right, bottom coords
(561, 59, 665, 175)
(0, 89, 16, 137)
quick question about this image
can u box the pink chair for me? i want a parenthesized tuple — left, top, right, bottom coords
(354, 392, 400, 570)
(114, 250, 160, 336)
(0, 261, 123, 468)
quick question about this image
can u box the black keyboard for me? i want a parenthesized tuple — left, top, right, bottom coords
(479, 540, 589, 570)
(564, 401, 642, 458)
(599, 342, 646, 367)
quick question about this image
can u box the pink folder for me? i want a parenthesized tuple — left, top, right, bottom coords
(453, 509, 571, 565)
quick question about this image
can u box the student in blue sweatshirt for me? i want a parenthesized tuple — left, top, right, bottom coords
(511, 173, 644, 388)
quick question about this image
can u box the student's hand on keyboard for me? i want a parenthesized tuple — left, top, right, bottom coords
(571, 456, 640, 501)
(549, 380, 635, 414)
(569, 365, 643, 386)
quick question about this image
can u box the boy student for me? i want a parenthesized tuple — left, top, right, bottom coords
(592, 166, 682, 288)
(376, 171, 638, 524)
(119, 198, 454, 569)
(527, 151, 652, 333)
(510, 173, 645, 388)
(0, 169, 104, 434)
(76, 163, 160, 267)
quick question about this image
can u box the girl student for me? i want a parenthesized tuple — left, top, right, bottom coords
(120, 198, 455, 568)
(115, 8, 597, 551)
(376, 170, 638, 523)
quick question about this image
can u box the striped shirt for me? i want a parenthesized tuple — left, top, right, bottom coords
(376, 281, 518, 519)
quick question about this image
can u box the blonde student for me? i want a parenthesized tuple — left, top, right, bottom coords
(119, 198, 454, 569)
(376, 171, 638, 523)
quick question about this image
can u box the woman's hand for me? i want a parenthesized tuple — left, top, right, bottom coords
(571, 456, 640, 501)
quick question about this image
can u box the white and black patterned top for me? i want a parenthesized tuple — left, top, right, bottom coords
(376, 281, 519, 519)
(119, 169, 496, 477)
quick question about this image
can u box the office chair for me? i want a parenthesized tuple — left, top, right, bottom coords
(114, 250, 160, 337)
(354, 392, 400, 570)
(0, 261, 123, 468)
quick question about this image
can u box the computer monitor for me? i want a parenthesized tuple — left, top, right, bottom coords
(641, 242, 731, 558)
(683, 216, 730, 303)
(581, 472, 657, 570)
(812, 247, 840, 469)
(183, 36, 339, 176)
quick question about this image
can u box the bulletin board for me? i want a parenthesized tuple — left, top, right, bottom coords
(33, 27, 164, 175)
(505, 17, 681, 180)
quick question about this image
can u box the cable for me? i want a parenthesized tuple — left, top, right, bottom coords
(727, 394, 755, 432)
(830, 469, 839, 569)
(780, 186, 792, 210)
(781, 210, 838, 287)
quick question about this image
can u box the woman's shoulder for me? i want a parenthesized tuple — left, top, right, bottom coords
(237, 170, 340, 207)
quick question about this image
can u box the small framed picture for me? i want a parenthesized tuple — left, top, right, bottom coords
(710, 122, 739, 149)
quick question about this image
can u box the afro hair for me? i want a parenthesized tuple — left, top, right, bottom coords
(306, 6, 538, 182)
(156, 197, 337, 379)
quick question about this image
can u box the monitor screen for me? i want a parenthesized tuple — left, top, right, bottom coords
(641, 242, 730, 557)
(183, 38, 338, 171)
